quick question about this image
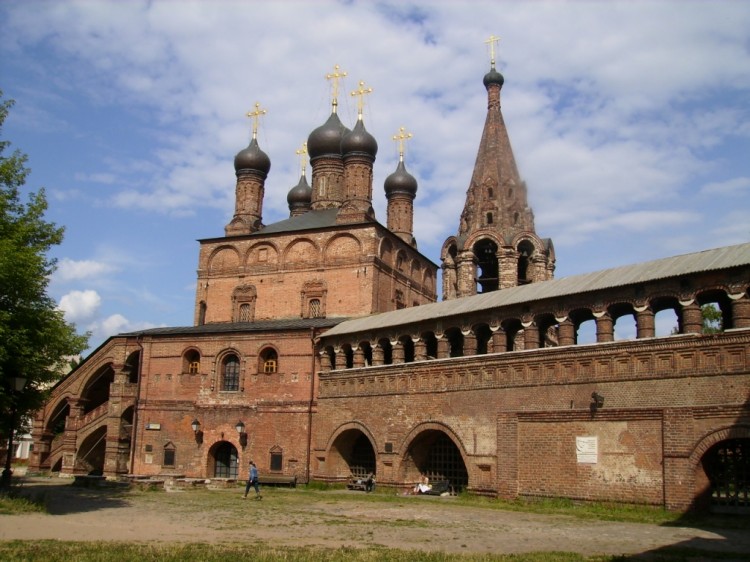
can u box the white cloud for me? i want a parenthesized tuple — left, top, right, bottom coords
(55, 258, 118, 282)
(700, 177, 750, 196)
(58, 289, 101, 324)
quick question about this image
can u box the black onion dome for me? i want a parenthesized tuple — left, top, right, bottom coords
(307, 112, 350, 159)
(384, 160, 417, 197)
(341, 119, 378, 158)
(483, 68, 505, 89)
(234, 137, 271, 174)
(287, 175, 312, 209)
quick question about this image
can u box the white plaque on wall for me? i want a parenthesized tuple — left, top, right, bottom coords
(576, 436, 598, 464)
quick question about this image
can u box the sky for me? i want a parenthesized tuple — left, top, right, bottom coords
(1, 0, 749, 352)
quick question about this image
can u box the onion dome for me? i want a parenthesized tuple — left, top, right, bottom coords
(384, 160, 417, 197)
(287, 175, 312, 210)
(234, 137, 271, 175)
(307, 112, 350, 159)
(483, 68, 505, 89)
(341, 118, 378, 158)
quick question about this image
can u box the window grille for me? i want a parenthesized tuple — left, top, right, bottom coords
(239, 303, 251, 322)
(309, 298, 321, 318)
(222, 355, 240, 391)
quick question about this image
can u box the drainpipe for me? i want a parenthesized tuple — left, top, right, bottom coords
(306, 327, 318, 484)
(128, 335, 144, 477)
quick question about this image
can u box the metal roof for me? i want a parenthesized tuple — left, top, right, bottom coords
(122, 316, 346, 337)
(322, 242, 750, 338)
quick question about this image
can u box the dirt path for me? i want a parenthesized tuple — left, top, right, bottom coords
(2, 478, 749, 558)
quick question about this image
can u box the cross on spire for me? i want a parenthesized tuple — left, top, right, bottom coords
(392, 126, 413, 161)
(325, 64, 347, 113)
(295, 142, 308, 177)
(351, 80, 373, 119)
(246, 102, 267, 139)
(485, 34, 500, 69)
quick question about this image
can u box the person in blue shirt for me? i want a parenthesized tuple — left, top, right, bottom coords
(243, 460, 262, 499)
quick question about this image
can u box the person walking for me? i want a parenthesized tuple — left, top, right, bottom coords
(243, 460, 262, 499)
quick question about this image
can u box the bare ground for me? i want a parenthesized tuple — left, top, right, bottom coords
(2, 477, 749, 558)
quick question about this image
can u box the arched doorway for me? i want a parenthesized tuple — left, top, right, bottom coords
(701, 438, 749, 512)
(211, 441, 239, 479)
(404, 429, 468, 492)
(328, 428, 376, 478)
(76, 425, 107, 475)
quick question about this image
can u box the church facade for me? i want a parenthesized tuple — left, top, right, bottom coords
(29, 56, 750, 513)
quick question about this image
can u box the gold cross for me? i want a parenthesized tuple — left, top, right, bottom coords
(485, 34, 500, 69)
(295, 142, 308, 176)
(351, 80, 373, 118)
(392, 126, 413, 160)
(246, 102, 267, 139)
(325, 64, 347, 111)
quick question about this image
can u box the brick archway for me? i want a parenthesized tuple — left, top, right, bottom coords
(397, 421, 470, 492)
(324, 422, 377, 480)
(689, 425, 750, 512)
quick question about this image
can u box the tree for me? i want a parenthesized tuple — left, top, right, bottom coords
(0, 91, 89, 443)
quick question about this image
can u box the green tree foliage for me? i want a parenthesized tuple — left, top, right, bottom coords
(700, 303, 723, 334)
(0, 92, 89, 435)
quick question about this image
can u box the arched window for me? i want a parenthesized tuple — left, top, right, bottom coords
(214, 442, 239, 478)
(183, 349, 200, 374)
(222, 354, 240, 391)
(260, 348, 278, 374)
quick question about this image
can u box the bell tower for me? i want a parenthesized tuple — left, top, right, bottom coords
(441, 36, 554, 300)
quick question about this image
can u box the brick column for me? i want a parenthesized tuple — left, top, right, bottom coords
(491, 328, 507, 353)
(496, 412, 518, 499)
(558, 319, 575, 346)
(463, 332, 477, 356)
(392, 342, 405, 364)
(353, 347, 365, 368)
(595, 313, 614, 342)
(414, 339, 427, 361)
(636, 307, 655, 338)
(681, 302, 702, 334)
(437, 337, 450, 359)
(523, 323, 540, 350)
(456, 251, 476, 298)
(731, 295, 750, 328)
(662, 408, 696, 511)
(371, 345, 384, 366)
(319, 351, 333, 372)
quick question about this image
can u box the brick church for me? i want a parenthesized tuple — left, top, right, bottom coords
(30, 50, 750, 512)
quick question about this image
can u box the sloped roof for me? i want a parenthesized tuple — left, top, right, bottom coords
(122, 316, 346, 337)
(322, 242, 750, 338)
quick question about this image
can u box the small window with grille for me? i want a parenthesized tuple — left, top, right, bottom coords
(239, 303, 251, 322)
(309, 298, 321, 318)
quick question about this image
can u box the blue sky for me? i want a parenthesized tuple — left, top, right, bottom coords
(2, 0, 749, 352)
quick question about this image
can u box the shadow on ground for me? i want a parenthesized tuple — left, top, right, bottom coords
(14, 477, 132, 515)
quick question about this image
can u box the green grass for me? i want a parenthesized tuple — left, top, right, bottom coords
(0, 492, 46, 515)
(0, 541, 613, 561)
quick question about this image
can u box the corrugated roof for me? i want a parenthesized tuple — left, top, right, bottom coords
(322, 242, 750, 338)
(122, 316, 346, 337)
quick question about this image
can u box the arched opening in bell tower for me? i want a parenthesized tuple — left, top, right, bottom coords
(473, 239, 498, 293)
